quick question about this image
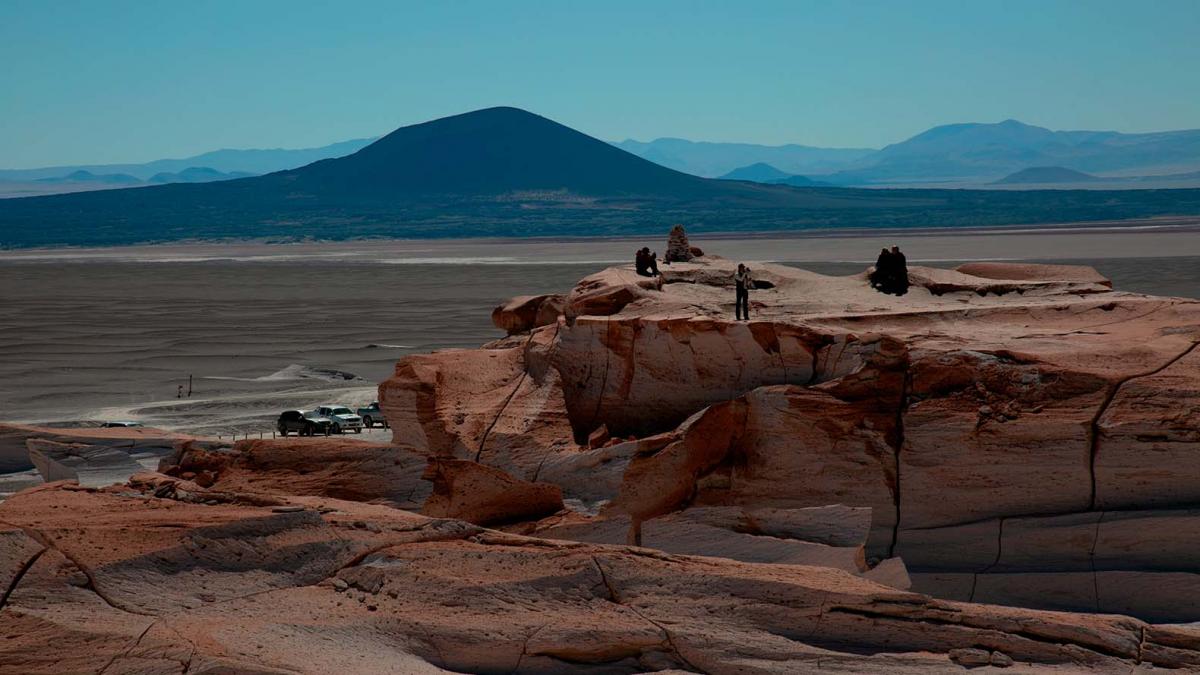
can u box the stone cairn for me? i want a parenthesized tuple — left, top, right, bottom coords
(664, 224, 697, 263)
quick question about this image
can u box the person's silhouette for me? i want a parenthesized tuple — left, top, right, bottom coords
(734, 263, 753, 320)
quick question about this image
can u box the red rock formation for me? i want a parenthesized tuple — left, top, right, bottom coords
(376, 255, 1200, 621)
(9, 253, 1200, 670)
(162, 437, 431, 509)
(3, 482, 1197, 673)
(422, 458, 564, 526)
(491, 293, 566, 335)
(0, 422, 201, 473)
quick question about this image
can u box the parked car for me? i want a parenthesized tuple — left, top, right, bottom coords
(276, 410, 332, 437)
(357, 401, 388, 428)
(312, 405, 363, 434)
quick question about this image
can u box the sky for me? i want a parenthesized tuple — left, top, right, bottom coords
(2, 0, 1199, 168)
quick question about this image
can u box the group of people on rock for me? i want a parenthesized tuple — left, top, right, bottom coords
(631, 228, 912, 321)
(870, 245, 910, 296)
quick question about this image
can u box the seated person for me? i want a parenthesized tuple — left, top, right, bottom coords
(635, 247, 660, 276)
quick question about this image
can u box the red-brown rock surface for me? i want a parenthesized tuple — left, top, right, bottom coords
(380, 254, 1200, 622)
(492, 293, 566, 335)
(7, 251, 1200, 671)
(161, 437, 432, 509)
(422, 458, 564, 525)
(0, 423, 201, 473)
(3, 482, 1198, 673)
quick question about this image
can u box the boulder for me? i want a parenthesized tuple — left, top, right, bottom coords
(26, 439, 145, 488)
(0, 422, 200, 473)
(164, 437, 432, 509)
(491, 293, 565, 335)
(379, 325, 575, 479)
(421, 458, 564, 526)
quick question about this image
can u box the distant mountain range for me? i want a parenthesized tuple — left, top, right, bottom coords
(2, 107, 1200, 248)
(612, 138, 873, 179)
(0, 137, 375, 197)
(619, 119, 1200, 186)
(9, 117, 1200, 199)
(719, 162, 831, 187)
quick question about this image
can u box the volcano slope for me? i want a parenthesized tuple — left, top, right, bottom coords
(381, 252, 1200, 625)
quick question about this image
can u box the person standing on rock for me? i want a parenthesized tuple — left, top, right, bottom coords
(734, 263, 753, 320)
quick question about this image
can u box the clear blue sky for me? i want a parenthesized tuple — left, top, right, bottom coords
(2, 0, 1198, 167)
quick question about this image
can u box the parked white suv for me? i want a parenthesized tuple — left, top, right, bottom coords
(312, 405, 363, 434)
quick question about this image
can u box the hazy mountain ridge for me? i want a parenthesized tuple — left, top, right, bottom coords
(719, 163, 831, 187)
(620, 119, 1200, 185)
(0, 137, 375, 182)
(2, 107, 1200, 248)
(612, 138, 874, 178)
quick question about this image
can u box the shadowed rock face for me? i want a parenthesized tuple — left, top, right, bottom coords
(422, 458, 564, 526)
(3, 482, 1198, 674)
(0, 423, 200, 473)
(381, 255, 1200, 621)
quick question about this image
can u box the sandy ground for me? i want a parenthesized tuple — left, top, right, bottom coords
(2, 229, 1199, 438)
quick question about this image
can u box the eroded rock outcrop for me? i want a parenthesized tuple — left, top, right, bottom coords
(422, 458, 564, 526)
(492, 293, 566, 335)
(0, 423, 199, 473)
(378, 253, 1200, 622)
(2, 482, 1197, 673)
(161, 437, 432, 509)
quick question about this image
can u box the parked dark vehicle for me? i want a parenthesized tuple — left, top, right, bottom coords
(357, 401, 388, 428)
(276, 410, 332, 437)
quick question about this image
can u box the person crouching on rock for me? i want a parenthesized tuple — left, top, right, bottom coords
(870, 247, 891, 291)
(870, 245, 910, 295)
(889, 245, 909, 296)
(735, 263, 753, 320)
(635, 247, 660, 277)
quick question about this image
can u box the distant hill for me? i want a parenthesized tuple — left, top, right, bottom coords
(147, 167, 255, 184)
(769, 175, 831, 187)
(830, 120, 1200, 183)
(994, 167, 1101, 185)
(2, 107, 1200, 248)
(36, 170, 142, 185)
(0, 137, 374, 182)
(614, 138, 873, 178)
(720, 163, 832, 187)
(276, 106, 718, 197)
(719, 163, 793, 181)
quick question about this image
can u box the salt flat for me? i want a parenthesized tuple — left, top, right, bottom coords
(2, 231, 1199, 436)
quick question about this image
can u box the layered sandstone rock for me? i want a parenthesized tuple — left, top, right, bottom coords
(159, 437, 432, 509)
(26, 438, 146, 488)
(492, 293, 566, 335)
(378, 254, 1200, 621)
(2, 482, 1197, 673)
(0, 423, 200, 473)
(422, 458, 564, 525)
